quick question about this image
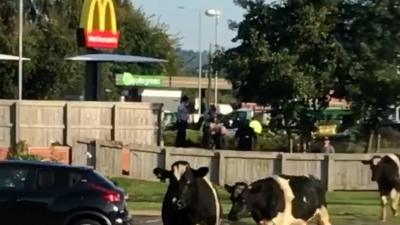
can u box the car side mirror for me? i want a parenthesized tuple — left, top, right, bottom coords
(113, 181, 119, 186)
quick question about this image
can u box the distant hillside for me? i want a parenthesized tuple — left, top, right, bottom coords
(177, 49, 210, 75)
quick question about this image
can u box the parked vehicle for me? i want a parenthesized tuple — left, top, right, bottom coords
(0, 160, 132, 225)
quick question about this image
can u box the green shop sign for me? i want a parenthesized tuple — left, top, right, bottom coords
(116, 72, 164, 87)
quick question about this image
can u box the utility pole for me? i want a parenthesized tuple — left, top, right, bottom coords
(18, 0, 24, 100)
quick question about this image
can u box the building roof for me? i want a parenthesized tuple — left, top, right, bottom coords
(65, 53, 167, 63)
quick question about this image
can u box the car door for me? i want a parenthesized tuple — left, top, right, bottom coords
(0, 164, 32, 225)
(17, 167, 71, 225)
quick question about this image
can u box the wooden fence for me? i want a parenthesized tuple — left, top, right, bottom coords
(0, 100, 163, 148)
(73, 140, 388, 191)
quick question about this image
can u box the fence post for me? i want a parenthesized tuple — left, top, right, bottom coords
(326, 154, 335, 191)
(112, 104, 118, 141)
(14, 101, 21, 145)
(93, 139, 100, 170)
(280, 153, 287, 174)
(164, 147, 171, 170)
(65, 102, 72, 146)
(157, 104, 164, 147)
(218, 151, 226, 185)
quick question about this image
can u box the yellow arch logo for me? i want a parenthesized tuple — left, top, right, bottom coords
(78, 0, 120, 49)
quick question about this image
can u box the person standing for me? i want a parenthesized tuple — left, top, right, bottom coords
(249, 116, 262, 135)
(176, 95, 189, 148)
(235, 120, 257, 151)
(321, 137, 335, 153)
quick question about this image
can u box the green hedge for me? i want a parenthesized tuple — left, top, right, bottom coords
(163, 129, 288, 151)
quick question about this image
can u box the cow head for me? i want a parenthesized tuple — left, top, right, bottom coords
(224, 182, 248, 221)
(362, 155, 399, 181)
(362, 156, 384, 181)
(153, 161, 209, 210)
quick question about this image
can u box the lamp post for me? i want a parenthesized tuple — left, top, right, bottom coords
(18, 0, 24, 101)
(178, 6, 203, 120)
(205, 9, 221, 106)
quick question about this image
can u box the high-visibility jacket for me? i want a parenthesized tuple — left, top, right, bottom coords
(249, 119, 262, 134)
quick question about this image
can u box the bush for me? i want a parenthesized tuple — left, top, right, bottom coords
(7, 140, 43, 161)
(163, 129, 289, 151)
(163, 129, 202, 147)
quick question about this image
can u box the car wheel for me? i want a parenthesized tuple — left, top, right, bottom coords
(73, 219, 102, 225)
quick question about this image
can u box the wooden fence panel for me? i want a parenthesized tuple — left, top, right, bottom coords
(331, 154, 379, 190)
(68, 102, 113, 145)
(71, 140, 91, 166)
(96, 143, 122, 177)
(0, 101, 14, 147)
(220, 151, 280, 185)
(166, 148, 219, 182)
(19, 101, 65, 146)
(0, 100, 163, 148)
(74, 142, 391, 191)
(283, 154, 326, 186)
(115, 104, 161, 146)
(128, 146, 163, 181)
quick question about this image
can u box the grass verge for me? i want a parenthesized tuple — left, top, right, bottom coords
(112, 178, 398, 225)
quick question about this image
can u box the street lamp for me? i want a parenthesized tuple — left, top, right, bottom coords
(18, 0, 24, 100)
(205, 9, 221, 106)
(178, 6, 203, 120)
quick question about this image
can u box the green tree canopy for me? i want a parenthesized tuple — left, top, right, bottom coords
(0, 0, 179, 100)
(219, 0, 400, 151)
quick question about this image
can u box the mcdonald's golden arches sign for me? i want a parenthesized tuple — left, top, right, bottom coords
(77, 0, 120, 49)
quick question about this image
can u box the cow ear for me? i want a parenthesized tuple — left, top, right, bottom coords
(153, 167, 171, 181)
(361, 160, 371, 165)
(224, 184, 234, 193)
(193, 167, 209, 177)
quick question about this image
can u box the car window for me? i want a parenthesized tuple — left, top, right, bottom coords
(37, 169, 86, 191)
(89, 170, 116, 189)
(38, 170, 56, 189)
(0, 166, 30, 191)
(37, 169, 59, 191)
(69, 172, 83, 187)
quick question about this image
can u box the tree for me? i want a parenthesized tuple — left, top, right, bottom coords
(0, 0, 179, 100)
(220, 0, 400, 152)
(219, 0, 343, 151)
(335, 0, 400, 152)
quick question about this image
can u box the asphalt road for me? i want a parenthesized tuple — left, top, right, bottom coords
(131, 215, 392, 225)
(131, 216, 249, 225)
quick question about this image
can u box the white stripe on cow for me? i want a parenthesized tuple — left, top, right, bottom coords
(270, 175, 295, 225)
(202, 177, 221, 225)
(173, 164, 188, 181)
(386, 154, 400, 175)
(258, 175, 314, 225)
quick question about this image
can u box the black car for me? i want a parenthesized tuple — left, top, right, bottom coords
(0, 160, 132, 225)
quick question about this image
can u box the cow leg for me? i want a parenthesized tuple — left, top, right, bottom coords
(390, 189, 400, 216)
(380, 195, 388, 222)
(315, 206, 332, 225)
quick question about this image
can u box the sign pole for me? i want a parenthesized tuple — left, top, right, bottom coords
(198, 10, 203, 118)
(18, 0, 23, 101)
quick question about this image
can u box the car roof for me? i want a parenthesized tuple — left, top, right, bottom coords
(0, 160, 92, 171)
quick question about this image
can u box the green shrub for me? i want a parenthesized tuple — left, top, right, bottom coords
(7, 140, 43, 161)
(163, 129, 203, 147)
(163, 129, 289, 151)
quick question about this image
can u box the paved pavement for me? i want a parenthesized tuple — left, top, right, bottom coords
(130, 211, 249, 225)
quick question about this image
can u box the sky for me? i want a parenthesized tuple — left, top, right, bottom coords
(131, 0, 246, 51)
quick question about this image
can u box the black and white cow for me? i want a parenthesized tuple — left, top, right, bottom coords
(224, 174, 332, 225)
(153, 161, 222, 225)
(362, 154, 400, 222)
